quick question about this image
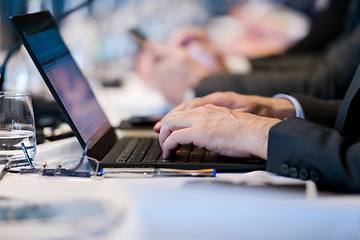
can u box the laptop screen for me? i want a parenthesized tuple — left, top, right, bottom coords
(12, 12, 112, 149)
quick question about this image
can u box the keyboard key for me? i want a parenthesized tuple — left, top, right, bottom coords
(188, 146, 205, 162)
(157, 154, 173, 163)
(107, 137, 132, 163)
(142, 139, 162, 163)
(173, 144, 191, 163)
(116, 138, 139, 162)
(203, 151, 221, 162)
(127, 138, 153, 163)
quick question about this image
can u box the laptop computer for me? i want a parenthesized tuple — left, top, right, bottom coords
(10, 11, 266, 172)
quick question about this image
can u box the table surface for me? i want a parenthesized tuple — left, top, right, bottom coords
(1, 77, 360, 240)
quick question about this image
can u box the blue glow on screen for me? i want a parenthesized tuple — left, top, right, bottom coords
(25, 28, 111, 147)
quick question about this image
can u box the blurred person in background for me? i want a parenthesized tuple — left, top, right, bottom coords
(136, 0, 357, 105)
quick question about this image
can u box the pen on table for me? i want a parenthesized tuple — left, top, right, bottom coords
(100, 168, 216, 178)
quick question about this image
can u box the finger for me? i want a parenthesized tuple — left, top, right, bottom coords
(154, 98, 206, 133)
(153, 96, 205, 134)
(231, 107, 250, 115)
(153, 120, 163, 133)
(203, 103, 229, 111)
(162, 128, 196, 158)
(187, 44, 218, 69)
(144, 42, 168, 62)
(158, 113, 192, 148)
(168, 97, 208, 114)
(202, 104, 242, 121)
(168, 101, 194, 113)
(153, 102, 191, 133)
(171, 92, 232, 113)
(169, 26, 208, 47)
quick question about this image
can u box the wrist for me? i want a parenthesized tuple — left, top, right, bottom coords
(270, 98, 296, 119)
(250, 116, 281, 160)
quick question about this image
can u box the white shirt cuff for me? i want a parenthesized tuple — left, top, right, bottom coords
(273, 93, 305, 119)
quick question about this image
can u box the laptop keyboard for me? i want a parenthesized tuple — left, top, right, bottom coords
(113, 137, 225, 164)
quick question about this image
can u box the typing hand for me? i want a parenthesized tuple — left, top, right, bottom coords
(154, 92, 295, 132)
(158, 104, 281, 159)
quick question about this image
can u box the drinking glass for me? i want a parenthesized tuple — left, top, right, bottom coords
(0, 92, 36, 164)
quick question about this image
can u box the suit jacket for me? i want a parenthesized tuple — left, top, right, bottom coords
(195, 0, 360, 101)
(266, 66, 360, 193)
(286, 0, 350, 53)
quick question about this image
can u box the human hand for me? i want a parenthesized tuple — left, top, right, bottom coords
(136, 42, 227, 104)
(136, 42, 214, 104)
(154, 92, 295, 132)
(158, 104, 281, 159)
(169, 26, 210, 47)
(169, 26, 228, 73)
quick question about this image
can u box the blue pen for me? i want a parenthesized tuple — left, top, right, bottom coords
(21, 143, 35, 169)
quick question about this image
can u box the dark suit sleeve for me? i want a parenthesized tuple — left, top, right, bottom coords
(287, 0, 350, 53)
(266, 118, 360, 193)
(195, 22, 360, 100)
(291, 93, 341, 127)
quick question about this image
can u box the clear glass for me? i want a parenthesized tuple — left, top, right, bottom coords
(0, 92, 36, 164)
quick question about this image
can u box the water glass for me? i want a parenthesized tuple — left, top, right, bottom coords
(0, 92, 36, 164)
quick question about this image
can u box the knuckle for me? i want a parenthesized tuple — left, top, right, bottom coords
(227, 92, 237, 99)
(187, 101, 198, 109)
(161, 114, 171, 124)
(164, 132, 181, 149)
(210, 92, 222, 100)
(161, 114, 176, 128)
(203, 103, 214, 108)
(212, 91, 221, 97)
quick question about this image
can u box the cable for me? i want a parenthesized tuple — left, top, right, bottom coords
(0, 41, 21, 91)
(55, 0, 94, 22)
(0, 0, 95, 91)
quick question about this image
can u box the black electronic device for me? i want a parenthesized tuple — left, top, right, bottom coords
(118, 115, 163, 130)
(10, 11, 266, 172)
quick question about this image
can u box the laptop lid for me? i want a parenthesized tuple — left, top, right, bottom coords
(10, 11, 118, 160)
(11, 11, 267, 172)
